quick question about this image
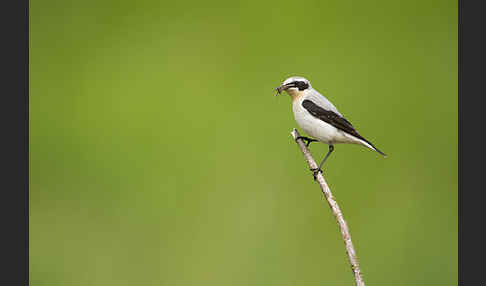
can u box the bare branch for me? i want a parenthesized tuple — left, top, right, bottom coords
(291, 128, 365, 286)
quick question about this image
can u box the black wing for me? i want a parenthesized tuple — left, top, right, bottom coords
(301, 99, 386, 156)
(302, 99, 366, 143)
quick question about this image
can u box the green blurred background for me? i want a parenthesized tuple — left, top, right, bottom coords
(30, 0, 457, 285)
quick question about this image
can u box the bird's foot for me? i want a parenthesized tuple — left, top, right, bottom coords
(310, 167, 323, 181)
(296, 136, 318, 147)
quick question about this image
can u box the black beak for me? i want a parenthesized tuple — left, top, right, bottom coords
(274, 83, 292, 96)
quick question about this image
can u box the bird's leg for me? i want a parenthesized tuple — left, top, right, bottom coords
(310, 145, 334, 180)
(296, 136, 318, 147)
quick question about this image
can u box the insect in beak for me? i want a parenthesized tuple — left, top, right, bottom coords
(274, 84, 290, 96)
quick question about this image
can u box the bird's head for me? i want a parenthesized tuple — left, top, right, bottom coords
(275, 76, 312, 99)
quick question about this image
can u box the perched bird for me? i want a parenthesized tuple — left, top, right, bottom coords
(275, 76, 386, 179)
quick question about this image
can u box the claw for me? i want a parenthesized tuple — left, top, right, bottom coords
(310, 168, 323, 181)
(296, 136, 318, 147)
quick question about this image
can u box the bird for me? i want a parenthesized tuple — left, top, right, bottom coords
(275, 76, 386, 179)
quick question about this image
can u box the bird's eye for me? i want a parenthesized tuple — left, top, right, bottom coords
(293, 81, 309, 91)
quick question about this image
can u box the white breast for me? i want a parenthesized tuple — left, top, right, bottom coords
(292, 95, 358, 145)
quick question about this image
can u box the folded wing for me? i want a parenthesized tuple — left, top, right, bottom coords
(301, 99, 386, 157)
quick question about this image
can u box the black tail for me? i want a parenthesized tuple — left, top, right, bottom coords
(359, 137, 387, 157)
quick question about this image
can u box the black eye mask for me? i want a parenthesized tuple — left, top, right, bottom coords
(293, 81, 309, 90)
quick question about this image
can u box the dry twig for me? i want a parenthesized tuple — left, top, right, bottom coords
(291, 128, 365, 286)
